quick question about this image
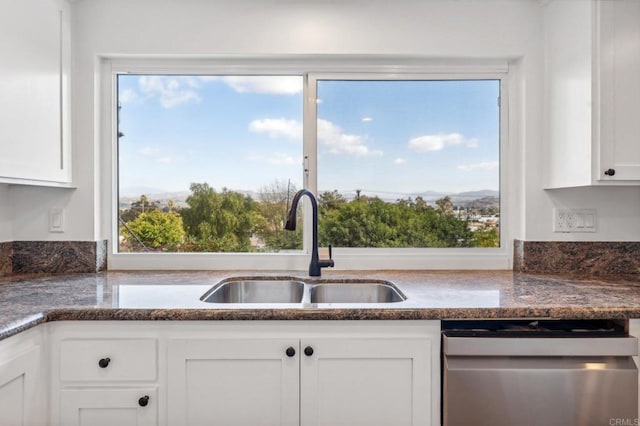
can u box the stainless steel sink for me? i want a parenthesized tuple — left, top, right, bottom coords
(201, 279, 305, 303)
(309, 282, 406, 303)
(201, 277, 407, 305)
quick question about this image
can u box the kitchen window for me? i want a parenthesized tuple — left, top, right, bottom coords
(106, 59, 509, 270)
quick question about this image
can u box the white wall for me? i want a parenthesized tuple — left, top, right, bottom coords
(0, 185, 12, 242)
(6, 0, 640, 245)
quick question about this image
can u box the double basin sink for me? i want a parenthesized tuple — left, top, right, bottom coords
(200, 277, 406, 305)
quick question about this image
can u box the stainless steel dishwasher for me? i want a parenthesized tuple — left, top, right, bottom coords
(442, 320, 638, 426)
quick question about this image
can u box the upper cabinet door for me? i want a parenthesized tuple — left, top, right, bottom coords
(0, 0, 71, 185)
(597, 0, 640, 181)
(544, 0, 640, 188)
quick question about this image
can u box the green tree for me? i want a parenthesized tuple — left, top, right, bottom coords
(435, 196, 454, 215)
(319, 197, 396, 247)
(180, 183, 260, 252)
(318, 195, 474, 248)
(120, 210, 185, 251)
(120, 195, 159, 223)
(161, 200, 177, 213)
(318, 190, 347, 211)
(473, 226, 500, 247)
(254, 180, 301, 251)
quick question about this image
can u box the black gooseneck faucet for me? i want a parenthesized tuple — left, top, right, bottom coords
(284, 189, 334, 276)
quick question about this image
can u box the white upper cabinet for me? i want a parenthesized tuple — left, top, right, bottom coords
(0, 0, 72, 186)
(597, 0, 640, 182)
(545, 0, 640, 188)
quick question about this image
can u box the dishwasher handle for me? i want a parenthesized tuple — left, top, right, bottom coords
(443, 335, 638, 356)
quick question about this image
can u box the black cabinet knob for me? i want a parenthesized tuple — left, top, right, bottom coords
(98, 357, 110, 368)
(604, 168, 616, 176)
(138, 395, 149, 407)
(304, 346, 314, 356)
(285, 347, 296, 357)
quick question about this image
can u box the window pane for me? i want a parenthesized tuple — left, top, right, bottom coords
(117, 75, 304, 253)
(316, 80, 500, 248)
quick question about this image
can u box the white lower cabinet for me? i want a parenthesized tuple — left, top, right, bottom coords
(50, 323, 160, 426)
(167, 321, 440, 426)
(47, 320, 440, 426)
(0, 327, 46, 426)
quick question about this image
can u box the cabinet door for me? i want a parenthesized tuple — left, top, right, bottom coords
(0, 346, 41, 426)
(59, 388, 158, 426)
(598, 0, 640, 181)
(0, 0, 71, 184)
(301, 337, 433, 426)
(168, 338, 299, 426)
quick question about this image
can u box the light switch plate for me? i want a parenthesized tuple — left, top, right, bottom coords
(49, 208, 65, 233)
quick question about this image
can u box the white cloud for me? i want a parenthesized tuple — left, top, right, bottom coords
(317, 119, 383, 157)
(408, 133, 478, 152)
(222, 76, 302, 95)
(138, 146, 160, 157)
(130, 75, 303, 109)
(246, 152, 300, 166)
(466, 138, 479, 148)
(119, 88, 139, 105)
(156, 156, 184, 165)
(199, 76, 219, 83)
(362, 117, 373, 122)
(137, 146, 183, 164)
(457, 161, 499, 172)
(248, 118, 302, 141)
(394, 158, 407, 165)
(138, 76, 201, 108)
(267, 153, 300, 166)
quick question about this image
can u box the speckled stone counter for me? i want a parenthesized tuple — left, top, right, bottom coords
(1, 270, 640, 340)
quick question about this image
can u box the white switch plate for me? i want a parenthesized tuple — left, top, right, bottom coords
(49, 208, 65, 233)
(553, 208, 597, 233)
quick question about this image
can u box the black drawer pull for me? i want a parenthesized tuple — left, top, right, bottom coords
(138, 395, 149, 407)
(98, 357, 110, 368)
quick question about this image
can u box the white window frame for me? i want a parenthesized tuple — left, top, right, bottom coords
(101, 56, 511, 271)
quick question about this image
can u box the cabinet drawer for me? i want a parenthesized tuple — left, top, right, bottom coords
(60, 339, 157, 382)
(60, 388, 158, 426)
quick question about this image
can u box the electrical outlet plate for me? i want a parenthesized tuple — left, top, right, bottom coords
(553, 208, 597, 233)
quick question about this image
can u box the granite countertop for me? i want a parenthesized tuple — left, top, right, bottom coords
(1, 270, 640, 340)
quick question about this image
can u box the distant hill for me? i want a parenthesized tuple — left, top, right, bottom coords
(119, 188, 499, 209)
(454, 190, 499, 199)
(463, 196, 500, 209)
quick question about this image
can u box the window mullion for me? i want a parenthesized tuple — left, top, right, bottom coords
(302, 73, 319, 255)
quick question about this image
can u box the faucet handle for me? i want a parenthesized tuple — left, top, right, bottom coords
(318, 245, 335, 269)
(319, 245, 332, 261)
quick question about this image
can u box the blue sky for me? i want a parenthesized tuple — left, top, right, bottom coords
(117, 75, 499, 199)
